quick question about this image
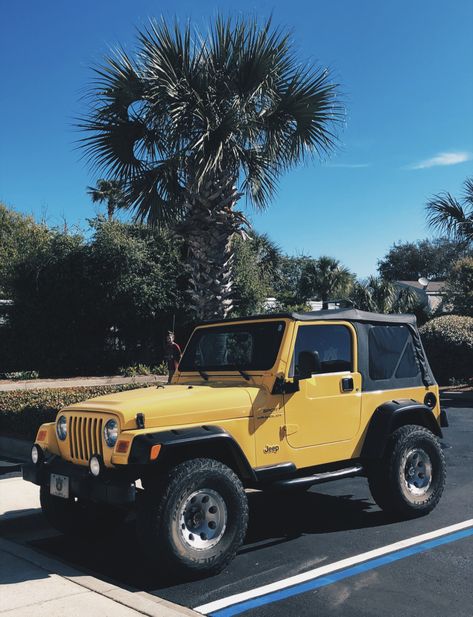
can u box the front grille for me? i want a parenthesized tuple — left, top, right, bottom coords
(69, 415, 104, 462)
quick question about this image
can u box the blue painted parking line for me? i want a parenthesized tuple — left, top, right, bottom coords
(195, 519, 473, 616)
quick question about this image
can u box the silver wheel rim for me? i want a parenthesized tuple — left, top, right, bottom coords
(178, 488, 227, 551)
(403, 448, 432, 496)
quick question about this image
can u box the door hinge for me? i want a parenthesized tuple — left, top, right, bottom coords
(283, 423, 299, 435)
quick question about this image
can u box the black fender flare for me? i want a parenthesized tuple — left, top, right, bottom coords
(361, 399, 442, 460)
(128, 425, 256, 481)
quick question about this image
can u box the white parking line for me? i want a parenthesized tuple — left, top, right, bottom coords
(195, 519, 473, 615)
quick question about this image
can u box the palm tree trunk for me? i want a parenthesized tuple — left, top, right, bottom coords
(177, 176, 249, 321)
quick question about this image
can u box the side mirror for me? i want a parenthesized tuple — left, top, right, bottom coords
(297, 350, 320, 380)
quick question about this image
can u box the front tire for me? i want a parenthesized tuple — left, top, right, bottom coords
(137, 458, 248, 577)
(368, 424, 446, 518)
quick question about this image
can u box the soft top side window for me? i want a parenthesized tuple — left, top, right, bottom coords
(368, 325, 419, 381)
(290, 324, 353, 378)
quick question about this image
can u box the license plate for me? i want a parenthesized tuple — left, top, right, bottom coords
(50, 474, 69, 499)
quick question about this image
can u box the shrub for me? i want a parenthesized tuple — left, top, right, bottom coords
(1, 370, 40, 381)
(445, 257, 473, 317)
(420, 315, 473, 384)
(119, 364, 152, 377)
(119, 362, 169, 377)
(0, 383, 154, 440)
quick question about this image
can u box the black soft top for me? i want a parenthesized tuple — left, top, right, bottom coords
(199, 308, 435, 391)
(201, 308, 417, 326)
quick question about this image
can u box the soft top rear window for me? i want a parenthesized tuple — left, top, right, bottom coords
(369, 325, 420, 381)
(179, 321, 285, 372)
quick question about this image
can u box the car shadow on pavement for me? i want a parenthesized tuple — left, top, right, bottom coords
(242, 489, 391, 552)
(29, 488, 394, 591)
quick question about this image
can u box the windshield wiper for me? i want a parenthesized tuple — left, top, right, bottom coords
(229, 364, 251, 381)
(197, 369, 209, 381)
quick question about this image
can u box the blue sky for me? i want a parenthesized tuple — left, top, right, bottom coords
(1, 0, 472, 277)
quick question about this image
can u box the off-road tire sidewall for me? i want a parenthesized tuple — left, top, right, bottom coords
(369, 425, 446, 518)
(137, 458, 249, 576)
(391, 426, 446, 514)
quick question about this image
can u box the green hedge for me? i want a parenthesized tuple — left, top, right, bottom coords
(420, 315, 473, 385)
(0, 383, 153, 440)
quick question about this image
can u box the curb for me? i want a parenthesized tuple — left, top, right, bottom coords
(0, 537, 199, 617)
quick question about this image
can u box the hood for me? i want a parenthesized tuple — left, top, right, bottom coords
(64, 383, 261, 430)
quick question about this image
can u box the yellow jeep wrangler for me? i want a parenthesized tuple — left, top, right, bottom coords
(24, 309, 448, 576)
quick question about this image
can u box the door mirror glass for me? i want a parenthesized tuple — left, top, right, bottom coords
(298, 350, 320, 380)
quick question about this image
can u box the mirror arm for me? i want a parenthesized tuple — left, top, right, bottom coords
(272, 375, 300, 395)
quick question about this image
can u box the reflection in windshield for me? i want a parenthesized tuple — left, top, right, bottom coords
(179, 321, 286, 372)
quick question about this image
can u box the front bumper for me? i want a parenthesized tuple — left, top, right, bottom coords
(23, 457, 136, 505)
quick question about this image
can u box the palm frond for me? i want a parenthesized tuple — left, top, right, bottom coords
(80, 16, 344, 222)
(462, 177, 473, 207)
(426, 191, 471, 240)
(124, 159, 185, 227)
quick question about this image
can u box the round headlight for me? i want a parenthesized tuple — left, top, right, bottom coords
(56, 415, 67, 441)
(104, 419, 118, 447)
(89, 455, 101, 477)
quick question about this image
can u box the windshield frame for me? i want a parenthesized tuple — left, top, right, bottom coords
(178, 319, 287, 374)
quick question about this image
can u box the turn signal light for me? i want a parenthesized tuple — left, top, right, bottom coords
(116, 440, 130, 453)
(37, 429, 47, 442)
(150, 444, 162, 461)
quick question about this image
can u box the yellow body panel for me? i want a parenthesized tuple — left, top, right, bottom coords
(35, 316, 441, 473)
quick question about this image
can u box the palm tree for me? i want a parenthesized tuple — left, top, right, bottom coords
(426, 177, 473, 245)
(87, 179, 126, 221)
(299, 256, 354, 309)
(350, 276, 420, 314)
(79, 17, 343, 319)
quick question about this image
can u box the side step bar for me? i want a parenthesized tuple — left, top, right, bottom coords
(271, 465, 364, 489)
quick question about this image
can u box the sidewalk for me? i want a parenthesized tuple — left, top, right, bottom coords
(0, 477, 197, 617)
(0, 374, 166, 392)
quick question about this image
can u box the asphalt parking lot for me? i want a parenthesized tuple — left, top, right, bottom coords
(2, 399, 472, 617)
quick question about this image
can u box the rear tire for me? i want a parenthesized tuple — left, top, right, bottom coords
(368, 424, 446, 518)
(40, 486, 128, 536)
(137, 458, 248, 577)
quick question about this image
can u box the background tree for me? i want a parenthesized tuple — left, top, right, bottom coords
(444, 257, 473, 317)
(426, 177, 473, 246)
(87, 219, 187, 363)
(80, 17, 343, 320)
(350, 276, 421, 315)
(271, 255, 314, 311)
(232, 232, 281, 316)
(87, 179, 126, 221)
(299, 256, 354, 309)
(0, 203, 50, 298)
(378, 238, 468, 281)
(2, 211, 187, 376)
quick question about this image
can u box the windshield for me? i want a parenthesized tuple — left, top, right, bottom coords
(179, 321, 286, 372)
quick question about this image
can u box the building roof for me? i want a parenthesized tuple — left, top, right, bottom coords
(397, 280, 446, 293)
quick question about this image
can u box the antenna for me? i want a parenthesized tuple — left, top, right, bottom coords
(418, 277, 429, 289)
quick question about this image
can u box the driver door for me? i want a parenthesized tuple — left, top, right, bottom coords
(283, 322, 362, 450)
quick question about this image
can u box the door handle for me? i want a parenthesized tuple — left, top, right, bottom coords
(341, 377, 354, 392)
